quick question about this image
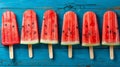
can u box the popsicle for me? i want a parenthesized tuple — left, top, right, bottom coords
(1, 11, 20, 59)
(102, 11, 119, 60)
(21, 10, 39, 58)
(61, 11, 79, 58)
(82, 11, 100, 59)
(40, 10, 58, 59)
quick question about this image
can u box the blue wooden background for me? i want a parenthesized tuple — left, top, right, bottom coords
(0, 0, 120, 67)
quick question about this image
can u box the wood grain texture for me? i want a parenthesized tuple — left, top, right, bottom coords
(0, 0, 120, 66)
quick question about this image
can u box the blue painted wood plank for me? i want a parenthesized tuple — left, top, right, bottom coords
(0, 0, 120, 66)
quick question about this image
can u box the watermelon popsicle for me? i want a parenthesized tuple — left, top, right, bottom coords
(61, 11, 79, 58)
(102, 11, 119, 60)
(40, 10, 58, 59)
(21, 10, 39, 58)
(1, 11, 20, 59)
(82, 11, 100, 59)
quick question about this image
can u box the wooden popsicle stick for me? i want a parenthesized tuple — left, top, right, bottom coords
(28, 45, 33, 58)
(9, 45, 14, 59)
(48, 44, 53, 59)
(110, 46, 114, 60)
(89, 46, 94, 60)
(68, 45, 72, 58)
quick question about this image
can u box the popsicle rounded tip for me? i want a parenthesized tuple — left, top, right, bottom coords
(84, 11, 96, 16)
(44, 10, 56, 16)
(104, 11, 116, 14)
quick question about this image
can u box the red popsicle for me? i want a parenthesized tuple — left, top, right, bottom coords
(1, 11, 19, 59)
(40, 10, 58, 59)
(102, 11, 119, 60)
(21, 10, 39, 58)
(82, 11, 100, 59)
(61, 11, 80, 58)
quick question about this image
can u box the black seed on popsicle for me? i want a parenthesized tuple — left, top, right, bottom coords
(28, 24, 30, 26)
(44, 32, 47, 35)
(68, 28, 70, 31)
(70, 32, 72, 34)
(32, 22, 34, 25)
(12, 25, 15, 28)
(107, 26, 109, 28)
(109, 30, 112, 33)
(22, 26, 24, 27)
(65, 34, 68, 37)
(4, 24, 7, 26)
(44, 24, 47, 27)
(113, 32, 116, 35)
(34, 31, 36, 34)
(76, 26, 78, 29)
(62, 30, 64, 33)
